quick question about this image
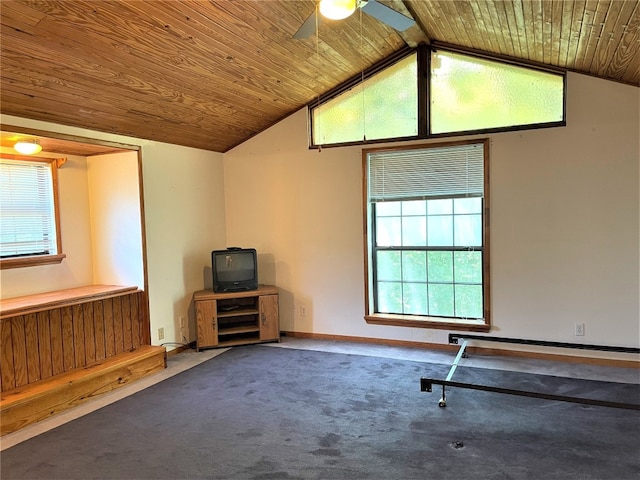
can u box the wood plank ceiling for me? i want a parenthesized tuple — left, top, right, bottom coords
(1, 1, 638, 153)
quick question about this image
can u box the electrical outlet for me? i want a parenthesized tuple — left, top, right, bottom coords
(300, 305, 307, 316)
(180, 317, 185, 328)
(158, 327, 165, 340)
(574, 323, 585, 336)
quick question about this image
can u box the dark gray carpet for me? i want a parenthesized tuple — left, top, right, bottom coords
(1, 345, 639, 480)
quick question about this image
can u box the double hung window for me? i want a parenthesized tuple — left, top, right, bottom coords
(364, 140, 489, 330)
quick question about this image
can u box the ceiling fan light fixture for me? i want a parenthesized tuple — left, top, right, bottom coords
(319, 0, 357, 20)
(14, 139, 43, 155)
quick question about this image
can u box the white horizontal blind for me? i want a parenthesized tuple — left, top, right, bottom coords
(368, 143, 484, 201)
(0, 159, 58, 258)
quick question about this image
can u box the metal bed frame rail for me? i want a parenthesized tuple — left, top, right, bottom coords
(420, 334, 640, 410)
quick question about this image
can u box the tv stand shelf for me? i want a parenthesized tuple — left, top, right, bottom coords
(193, 285, 279, 351)
(219, 326, 259, 335)
(219, 308, 260, 317)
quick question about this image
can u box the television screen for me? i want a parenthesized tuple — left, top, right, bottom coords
(212, 248, 258, 292)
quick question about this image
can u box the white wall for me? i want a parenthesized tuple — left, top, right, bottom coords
(87, 151, 144, 289)
(141, 142, 226, 344)
(0, 115, 226, 349)
(223, 72, 640, 355)
(489, 74, 639, 345)
(0, 152, 94, 298)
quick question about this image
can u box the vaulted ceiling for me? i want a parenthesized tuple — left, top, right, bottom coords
(1, 1, 638, 153)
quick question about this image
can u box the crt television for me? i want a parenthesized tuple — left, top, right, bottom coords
(211, 248, 258, 293)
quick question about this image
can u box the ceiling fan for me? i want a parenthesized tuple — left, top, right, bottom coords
(293, 0, 416, 39)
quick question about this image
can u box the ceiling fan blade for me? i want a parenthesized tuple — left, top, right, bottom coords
(293, 9, 321, 39)
(360, 0, 415, 31)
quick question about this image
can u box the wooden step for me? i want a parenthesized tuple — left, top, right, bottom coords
(0, 345, 166, 435)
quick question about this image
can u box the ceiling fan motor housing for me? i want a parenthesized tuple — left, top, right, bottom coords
(294, 0, 415, 40)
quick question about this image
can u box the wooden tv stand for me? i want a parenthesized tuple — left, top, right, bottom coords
(193, 285, 279, 351)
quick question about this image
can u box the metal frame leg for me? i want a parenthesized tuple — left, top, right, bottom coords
(438, 340, 467, 407)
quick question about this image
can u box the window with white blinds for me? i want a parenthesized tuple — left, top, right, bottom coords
(368, 143, 484, 201)
(0, 158, 59, 258)
(364, 140, 490, 329)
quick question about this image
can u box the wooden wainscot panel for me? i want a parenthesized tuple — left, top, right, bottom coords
(10, 316, 28, 389)
(103, 297, 116, 358)
(49, 308, 65, 376)
(0, 285, 163, 435)
(0, 285, 152, 393)
(113, 296, 124, 355)
(83, 302, 97, 365)
(0, 345, 166, 435)
(93, 300, 106, 363)
(61, 306, 75, 372)
(72, 304, 86, 369)
(0, 319, 16, 391)
(36, 310, 53, 381)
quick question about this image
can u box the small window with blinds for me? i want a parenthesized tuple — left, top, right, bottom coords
(363, 140, 490, 330)
(0, 157, 64, 269)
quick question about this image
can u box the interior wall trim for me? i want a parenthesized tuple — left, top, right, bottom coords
(281, 331, 640, 369)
